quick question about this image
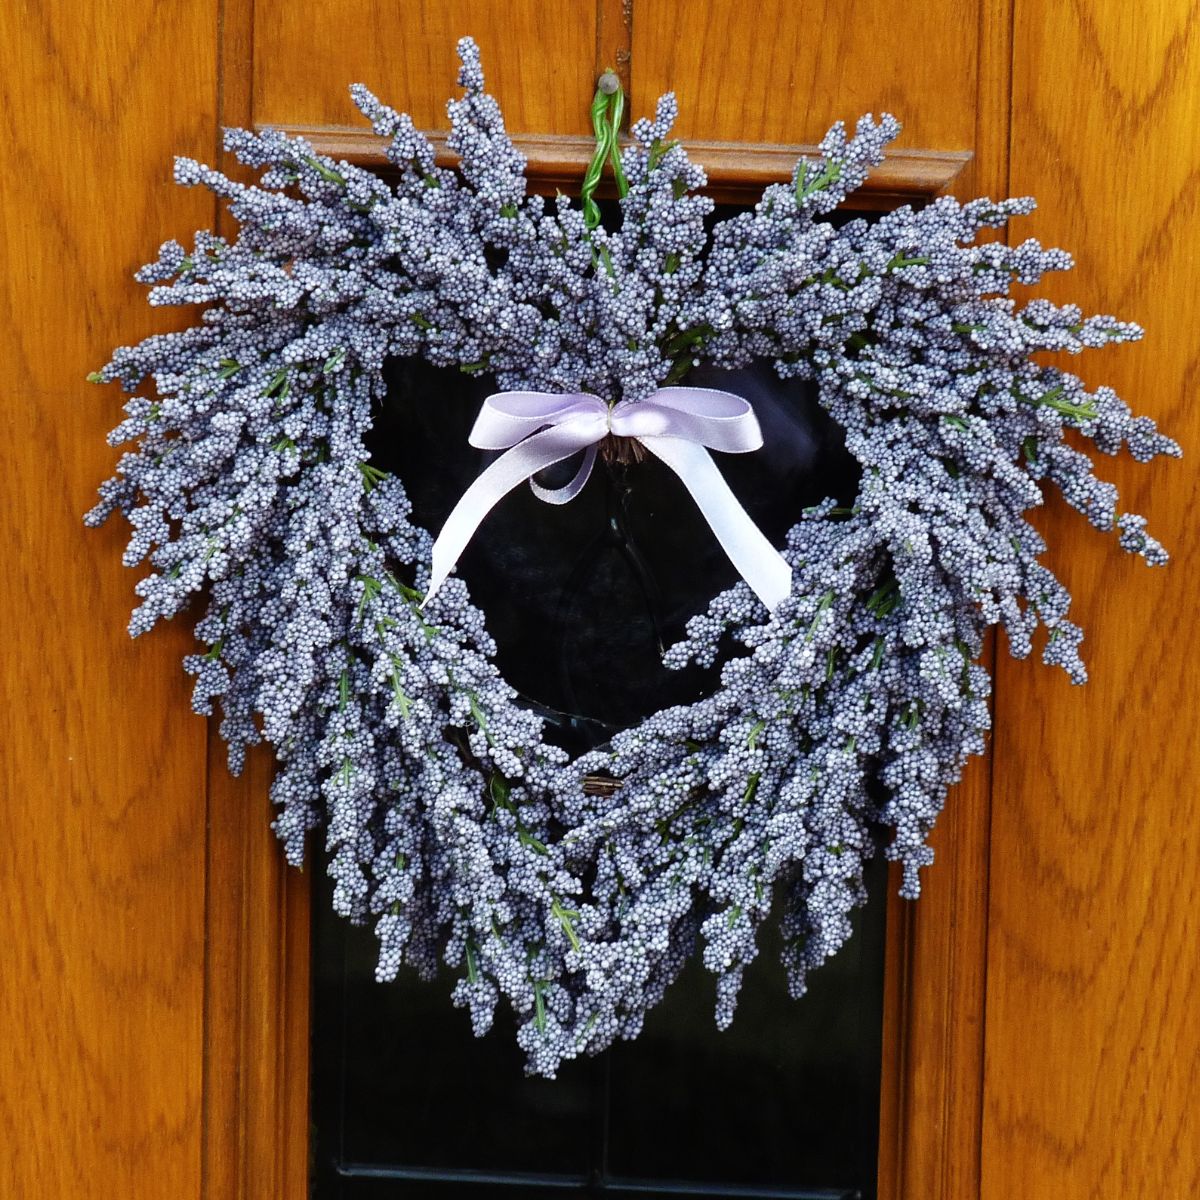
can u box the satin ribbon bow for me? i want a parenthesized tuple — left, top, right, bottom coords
(423, 387, 792, 611)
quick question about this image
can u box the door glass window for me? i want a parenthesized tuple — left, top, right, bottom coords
(310, 205, 888, 1200)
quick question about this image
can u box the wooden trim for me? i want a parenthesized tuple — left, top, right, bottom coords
(877, 746, 995, 1200)
(257, 123, 972, 207)
(202, 4, 311, 1198)
(203, 746, 311, 1200)
(877, 1, 1012, 1195)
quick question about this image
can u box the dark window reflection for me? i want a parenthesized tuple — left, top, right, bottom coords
(369, 350, 860, 755)
(311, 854, 887, 1199)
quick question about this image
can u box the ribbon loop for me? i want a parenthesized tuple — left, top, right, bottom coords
(423, 388, 793, 612)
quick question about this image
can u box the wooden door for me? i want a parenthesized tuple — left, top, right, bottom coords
(3, 2, 1196, 1196)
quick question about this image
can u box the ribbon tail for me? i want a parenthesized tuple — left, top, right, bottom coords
(529, 443, 597, 505)
(640, 437, 792, 612)
(423, 426, 598, 607)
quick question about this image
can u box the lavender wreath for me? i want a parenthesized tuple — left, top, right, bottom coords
(89, 39, 1177, 1076)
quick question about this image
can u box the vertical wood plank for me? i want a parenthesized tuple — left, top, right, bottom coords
(985, 1, 1200, 1194)
(202, 4, 312, 1197)
(878, 5, 1013, 1196)
(0, 1, 218, 1196)
(204, 744, 311, 1200)
(878, 757, 995, 1200)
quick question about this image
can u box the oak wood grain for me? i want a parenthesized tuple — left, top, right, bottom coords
(597, 0, 635, 100)
(985, 0, 1200, 1194)
(253, 0, 597, 134)
(879, 750, 996, 1200)
(633, 0, 980, 150)
(203, 744, 311, 1200)
(0, 1, 217, 1196)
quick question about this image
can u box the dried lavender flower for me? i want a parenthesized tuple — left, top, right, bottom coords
(88, 38, 1178, 1076)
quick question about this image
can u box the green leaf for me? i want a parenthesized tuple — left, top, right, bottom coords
(551, 897, 582, 952)
(489, 773, 511, 810)
(383, 570, 423, 605)
(805, 590, 835, 640)
(795, 159, 842, 204)
(354, 574, 381, 624)
(389, 666, 412, 720)
(886, 252, 931, 271)
(519, 829, 549, 856)
(358, 461, 388, 491)
(533, 981, 547, 1032)
(263, 369, 289, 398)
(866, 578, 899, 617)
(301, 154, 346, 186)
(647, 138, 679, 171)
(467, 691, 488, 733)
(869, 636, 886, 671)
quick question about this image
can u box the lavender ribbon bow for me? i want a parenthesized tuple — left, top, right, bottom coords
(423, 387, 793, 611)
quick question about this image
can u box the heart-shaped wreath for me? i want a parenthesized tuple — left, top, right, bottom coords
(89, 39, 1177, 1076)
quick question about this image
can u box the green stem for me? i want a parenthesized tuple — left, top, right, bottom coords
(606, 85, 628, 195)
(580, 75, 629, 230)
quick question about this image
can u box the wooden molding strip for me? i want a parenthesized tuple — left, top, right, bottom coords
(260, 123, 972, 206)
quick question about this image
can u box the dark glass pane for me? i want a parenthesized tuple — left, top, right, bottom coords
(311, 854, 887, 1200)
(372, 355, 859, 753)
(604, 856, 887, 1192)
(311, 886, 594, 1178)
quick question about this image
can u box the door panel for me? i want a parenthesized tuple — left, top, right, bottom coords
(253, 1, 597, 133)
(633, 0, 979, 148)
(4, 2, 1197, 1198)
